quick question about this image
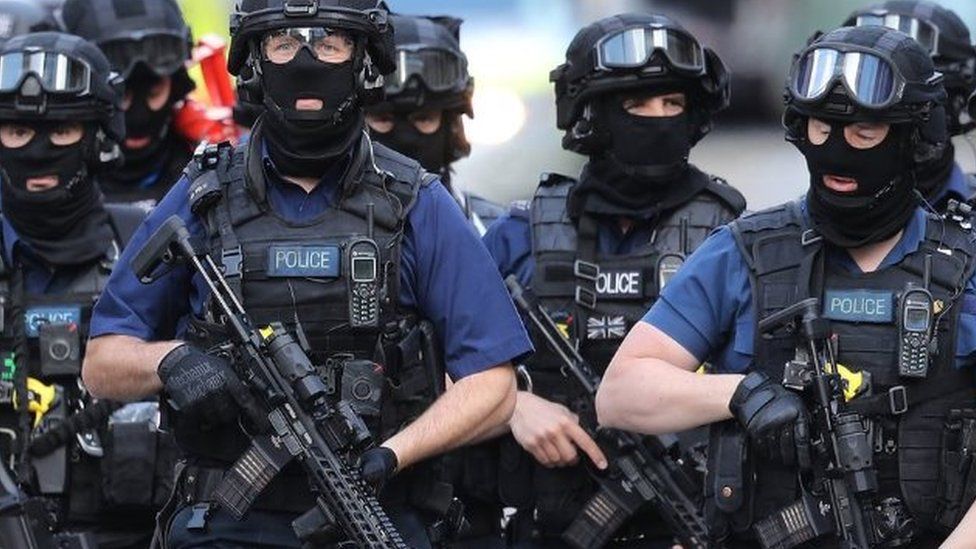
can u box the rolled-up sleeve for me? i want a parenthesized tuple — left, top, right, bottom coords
(400, 181, 533, 379)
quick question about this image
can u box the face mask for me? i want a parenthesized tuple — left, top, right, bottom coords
(120, 67, 175, 180)
(372, 115, 450, 174)
(600, 95, 692, 181)
(260, 48, 362, 177)
(0, 123, 112, 265)
(797, 120, 916, 248)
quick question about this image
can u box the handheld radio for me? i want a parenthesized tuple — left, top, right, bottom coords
(898, 284, 934, 378)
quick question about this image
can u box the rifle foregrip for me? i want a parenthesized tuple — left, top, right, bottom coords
(562, 488, 629, 549)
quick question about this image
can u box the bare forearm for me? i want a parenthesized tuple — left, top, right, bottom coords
(943, 500, 976, 548)
(82, 335, 181, 400)
(597, 357, 741, 434)
(383, 364, 516, 470)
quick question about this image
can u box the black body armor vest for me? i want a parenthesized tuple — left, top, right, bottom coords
(503, 167, 744, 539)
(529, 167, 745, 379)
(727, 202, 976, 540)
(180, 130, 441, 467)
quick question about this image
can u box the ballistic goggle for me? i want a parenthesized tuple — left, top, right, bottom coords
(385, 45, 467, 95)
(99, 32, 189, 78)
(0, 50, 92, 95)
(595, 25, 705, 74)
(854, 13, 940, 56)
(790, 45, 938, 109)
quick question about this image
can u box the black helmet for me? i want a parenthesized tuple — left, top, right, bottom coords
(784, 26, 946, 163)
(0, 31, 124, 157)
(552, 13, 730, 154)
(61, 0, 193, 94)
(844, 0, 976, 135)
(229, 0, 395, 80)
(372, 14, 473, 115)
(0, 0, 59, 42)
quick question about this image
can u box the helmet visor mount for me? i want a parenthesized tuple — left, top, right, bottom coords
(595, 25, 705, 74)
(0, 50, 92, 95)
(386, 45, 465, 95)
(260, 26, 356, 65)
(791, 46, 919, 110)
(99, 32, 189, 79)
(854, 13, 939, 56)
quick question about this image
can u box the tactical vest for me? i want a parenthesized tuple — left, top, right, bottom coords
(504, 167, 744, 538)
(0, 204, 176, 535)
(728, 201, 976, 537)
(529, 167, 745, 382)
(181, 135, 441, 466)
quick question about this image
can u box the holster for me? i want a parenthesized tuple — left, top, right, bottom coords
(936, 408, 976, 531)
(704, 419, 752, 542)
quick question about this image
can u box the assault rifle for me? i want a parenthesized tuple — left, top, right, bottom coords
(754, 298, 881, 549)
(505, 275, 710, 549)
(132, 216, 407, 548)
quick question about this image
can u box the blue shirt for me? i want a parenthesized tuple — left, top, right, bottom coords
(482, 206, 658, 284)
(643, 202, 976, 373)
(89, 143, 533, 379)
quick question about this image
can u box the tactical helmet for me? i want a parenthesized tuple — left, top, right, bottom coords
(229, 0, 395, 103)
(61, 0, 192, 82)
(373, 14, 473, 115)
(0, 31, 124, 161)
(551, 13, 730, 154)
(844, 0, 976, 135)
(784, 26, 946, 163)
(0, 0, 59, 42)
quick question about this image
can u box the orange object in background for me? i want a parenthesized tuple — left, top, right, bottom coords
(175, 34, 242, 145)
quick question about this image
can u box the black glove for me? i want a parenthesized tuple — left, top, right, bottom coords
(359, 446, 398, 493)
(729, 372, 811, 469)
(158, 344, 251, 427)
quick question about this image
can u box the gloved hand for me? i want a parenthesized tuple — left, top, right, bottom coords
(729, 371, 811, 469)
(157, 344, 251, 427)
(359, 446, 398, 493)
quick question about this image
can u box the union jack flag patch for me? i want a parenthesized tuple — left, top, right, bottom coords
(586, 316, 626, 340)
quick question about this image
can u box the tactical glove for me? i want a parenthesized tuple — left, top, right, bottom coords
(359, 446, 398, 493)
(157, 344, 251, 428)
(729, 371, 811, 469)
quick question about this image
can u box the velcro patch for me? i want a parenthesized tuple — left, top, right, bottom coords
(823, 289, 893, 324)
(24, 306, 81, 338)
(596, 270, 643, 299)
(267, 245, 340, 278)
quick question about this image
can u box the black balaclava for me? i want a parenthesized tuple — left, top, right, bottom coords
(260, 47, 363, 177)
(117, 64, 177, 183)
(0, 122, 112, 266)
(798, 120, 916, 248)
(373, 114, 451, 174)
(573, 91, 705, 217)
(915, 140, 955, 203)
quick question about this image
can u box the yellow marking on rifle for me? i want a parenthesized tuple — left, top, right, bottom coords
(835, 363, 865, 402)
(259, 326, 274, 340)
(934, 300, 945, 315)
(12, 378, 57, 427)
(556, 322, 570, 339)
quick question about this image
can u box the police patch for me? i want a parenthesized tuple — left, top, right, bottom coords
(24, 307, 81, 338)
(587, 316, 627, 339)
(596, 270, 643, 299)
(824, 289, 893, 324)
(267, 245, 340, 278)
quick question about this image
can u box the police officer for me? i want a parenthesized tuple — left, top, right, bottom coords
(598, 25, 976, 547)
(365, 14, 504, 234)
(0, 31, 171, 548)
(82, 1, 531, 548)
(62, 0, 198, 207)
(482, 13, 745, 547)
(0, 0, 59, 43)
(844, 0, 976, 210)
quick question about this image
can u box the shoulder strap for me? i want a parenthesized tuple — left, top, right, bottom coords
(702, 175, 747, 216)
(104, 203, 147, 248)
